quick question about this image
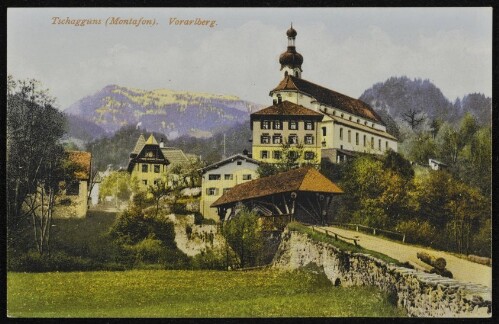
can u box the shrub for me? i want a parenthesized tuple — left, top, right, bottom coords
(396, 220, 438, 247)
(191, 249, 226, 270)
(127, 238, 166, 264)
(8, 250, 95, 272)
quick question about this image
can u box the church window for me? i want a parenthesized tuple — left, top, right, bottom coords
(356, 133, 359, 145)
(371, 137, 374, 149)
(339, 128, 343, 140)
(348, 130, 351, 143)
(304, 151, 315, 160)
(304, 135, 314, 144)
(363, 135, 366, 147)
(322, 127, 326, 136)
(379, 139, 382, 150)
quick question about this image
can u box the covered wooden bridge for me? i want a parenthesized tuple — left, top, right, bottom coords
(211, 167, 343, 226)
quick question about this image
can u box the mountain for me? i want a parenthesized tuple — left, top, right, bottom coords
(65, 85, 262, 140)
(64, 113, 107, 142)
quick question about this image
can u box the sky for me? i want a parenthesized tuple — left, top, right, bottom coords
(7, 7, 492, 110)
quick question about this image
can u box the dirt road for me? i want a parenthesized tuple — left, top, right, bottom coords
(316, 225, 491, 288)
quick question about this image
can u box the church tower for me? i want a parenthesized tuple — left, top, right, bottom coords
(279, 24, 303, 79)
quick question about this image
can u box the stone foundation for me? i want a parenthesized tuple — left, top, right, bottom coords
(272, 230, 491, 317)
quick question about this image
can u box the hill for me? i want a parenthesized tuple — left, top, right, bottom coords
(65, 84, 262, 139)
(359, 76, 491, 129)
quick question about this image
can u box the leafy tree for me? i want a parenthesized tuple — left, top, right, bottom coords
(383, 149, 414, 181)
(222, 209, 264, 268)
(7, 76, 66, 255)
(99, 171, 138, 203)
(148, 180, 171, 217)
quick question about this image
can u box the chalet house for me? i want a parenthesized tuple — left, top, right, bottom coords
(127, 134, 190, 190)
(54, 151, 92, 218)
(269, 25, 398, 163)
(251, 99, 324, 164)
(200, 153, 260, 221)
(211, 167, 343, 225)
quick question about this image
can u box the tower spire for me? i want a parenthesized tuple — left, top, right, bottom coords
(279, 24, 303, 78)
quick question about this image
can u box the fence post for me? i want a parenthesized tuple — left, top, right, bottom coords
(356, 225, 358, 232)
(373, 228, 376, 235)
(402, 234, 405, 243)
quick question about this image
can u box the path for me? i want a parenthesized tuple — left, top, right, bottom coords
(315, 225, 491, 288)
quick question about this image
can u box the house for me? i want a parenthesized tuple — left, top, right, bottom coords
(429, 158, 448, 171)
(200, 153, 261, 221)
(211, 166, 343, 225)
(127, 134, 170, 189)
(269, 25, 398, 163)
(54, 151, 92, 218)
(251, 99, 324, 164)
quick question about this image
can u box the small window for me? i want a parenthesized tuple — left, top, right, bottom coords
(288, 134, 298, 144)
(223, 188, 231, 194)
(349, 116, 352, 121)
(261, 151, 269, 159)
(261, 120, 270, 130)
(224, 174, 233, 180)
(154, 165, 160, 173)
(142, 164, 148, 173)
(209, 174, 221, 180)
(365, 121, 368, 125)
(371, 137, 374, 149)
(363, 135, 367, 147)
(237, 161, 242, 166)
(378, 139, 381, 150)
(348, 130, 351, 143)
(304, 135, 314, 145)
(288, 121, 298, 130)
(322, 127, 326, 136)
(341, 113, 344, 118)
(273, 134, 282, 144)
(206, 188, 218, 196)
(357, 119, 360, 123)
(273, 151, 282, 159)
(66, 180, 80, 196)
(339, 128, 343, 140)
(273, 120, 282, 130)
(304, 121, 314, 130)
(386, 141, 389, 149)
(143, 180, 148, 186)
(356, 133, 359, 145)
(288, 151, 298, 159)
(304, 151, 315, 160)
(261, 134, 270, 144)
(242, 174, 252, 181)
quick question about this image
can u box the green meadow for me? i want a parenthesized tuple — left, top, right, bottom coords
(8, 269, 406, 318)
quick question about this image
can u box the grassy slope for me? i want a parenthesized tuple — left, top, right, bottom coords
(7, 270, 406, 318)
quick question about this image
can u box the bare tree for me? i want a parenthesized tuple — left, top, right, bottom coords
(402, 108, 426, 130)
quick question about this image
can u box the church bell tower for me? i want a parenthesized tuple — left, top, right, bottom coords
(279, 24, 303, 79)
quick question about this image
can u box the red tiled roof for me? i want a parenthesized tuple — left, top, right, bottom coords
(67, 151, 91, 180)
(211, 167, 343, 207)
(251, 100, 324, 118)
(270, 75, 384, 124)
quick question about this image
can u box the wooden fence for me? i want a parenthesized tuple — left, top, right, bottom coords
(328, 222, 406, 243)
(310, 225, 360, 247)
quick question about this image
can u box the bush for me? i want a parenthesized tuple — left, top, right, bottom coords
(191, 249, 226, 270)
(127, 238, 166, 264)
(396, 220, 438, 247)
(8, 250, 95, 272)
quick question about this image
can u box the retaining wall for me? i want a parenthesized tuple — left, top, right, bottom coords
(272, 230, 491, 317)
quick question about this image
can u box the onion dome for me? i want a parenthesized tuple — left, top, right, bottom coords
(287, 25, 297, 38)
(279, 49, 303, 67)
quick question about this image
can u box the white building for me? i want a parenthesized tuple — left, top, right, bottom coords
(199, 153, 260, 221)
(269, 25, 398, 163)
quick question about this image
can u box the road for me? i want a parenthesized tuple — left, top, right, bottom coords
(315, 225, 491, 288)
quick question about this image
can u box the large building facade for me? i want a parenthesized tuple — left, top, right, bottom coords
(269, 25, 398, 163)
(251, 99, 324, 164)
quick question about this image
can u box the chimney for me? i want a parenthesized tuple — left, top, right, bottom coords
(277, 94, 282, 104)
(242, 148, 249, 156)
(159, 138, 165, 148)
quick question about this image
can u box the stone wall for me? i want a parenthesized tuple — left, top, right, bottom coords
(272, 230, 491, 318)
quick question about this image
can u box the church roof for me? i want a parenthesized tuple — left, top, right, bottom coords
(270, 75, 384, 125)
(211, 167, 343, 207)
(251, 100, 323, 118)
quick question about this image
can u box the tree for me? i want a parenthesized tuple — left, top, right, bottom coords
(7, 77, 67, 255)
(402, 108, 426, 130)
(99, 171, 138, 204)
(256, 141, 316, 178)
(222, 209, 263, 268)
(148, 180, 171, 217)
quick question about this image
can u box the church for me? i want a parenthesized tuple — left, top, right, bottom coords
(268, 24, 398, 163)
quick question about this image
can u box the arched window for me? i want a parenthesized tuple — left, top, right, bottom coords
(295, 71, 299, 77)
(284, 71, 288, 77)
